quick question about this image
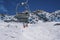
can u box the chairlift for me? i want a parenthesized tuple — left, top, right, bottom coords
(16, 0, 30, 28)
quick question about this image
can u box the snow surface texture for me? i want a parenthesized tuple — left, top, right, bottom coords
(0, 21, 60, 40)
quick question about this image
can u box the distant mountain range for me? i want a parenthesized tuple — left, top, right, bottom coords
(33, 10, 60, 22)
(0, 10, 60, 23)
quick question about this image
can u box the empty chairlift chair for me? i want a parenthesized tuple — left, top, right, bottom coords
(15, 11, 29, 28)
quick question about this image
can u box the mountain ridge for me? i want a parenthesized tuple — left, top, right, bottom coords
(0, 10, 60, 23)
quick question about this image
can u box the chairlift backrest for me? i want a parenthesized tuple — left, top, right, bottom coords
(15, 12, 29, 22)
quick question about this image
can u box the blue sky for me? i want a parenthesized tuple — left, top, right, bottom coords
(0, 0, 60, 15)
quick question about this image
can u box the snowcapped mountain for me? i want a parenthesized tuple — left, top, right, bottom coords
(49, 10, 60, 22)
(33, 10, 60, 22)
(4, 15, 18, 22)
(33, 10, 50, 22)
(0, 10, 60, 23)
(0, 14, 18, 22)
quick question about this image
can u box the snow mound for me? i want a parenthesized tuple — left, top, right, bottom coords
(0, 22, 60, 40)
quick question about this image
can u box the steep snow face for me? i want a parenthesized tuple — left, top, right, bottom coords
(54, 10, 60, 21)
(0, 22, 60, 40)
(54, 10, 60, 13)
(34, 10, 50, 22)
(49, 10, 60, 22)
(34, 10, 60, 22)
(28, 13, 39, 24)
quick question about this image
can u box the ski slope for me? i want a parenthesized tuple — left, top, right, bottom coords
(0, 22, 60, 40)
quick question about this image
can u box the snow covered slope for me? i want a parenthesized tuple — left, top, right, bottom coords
(0, 22, 60, 40)
(33, 10, 60, 22)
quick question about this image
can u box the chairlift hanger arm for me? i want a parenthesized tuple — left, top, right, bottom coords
(16, 0, 31, 14)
